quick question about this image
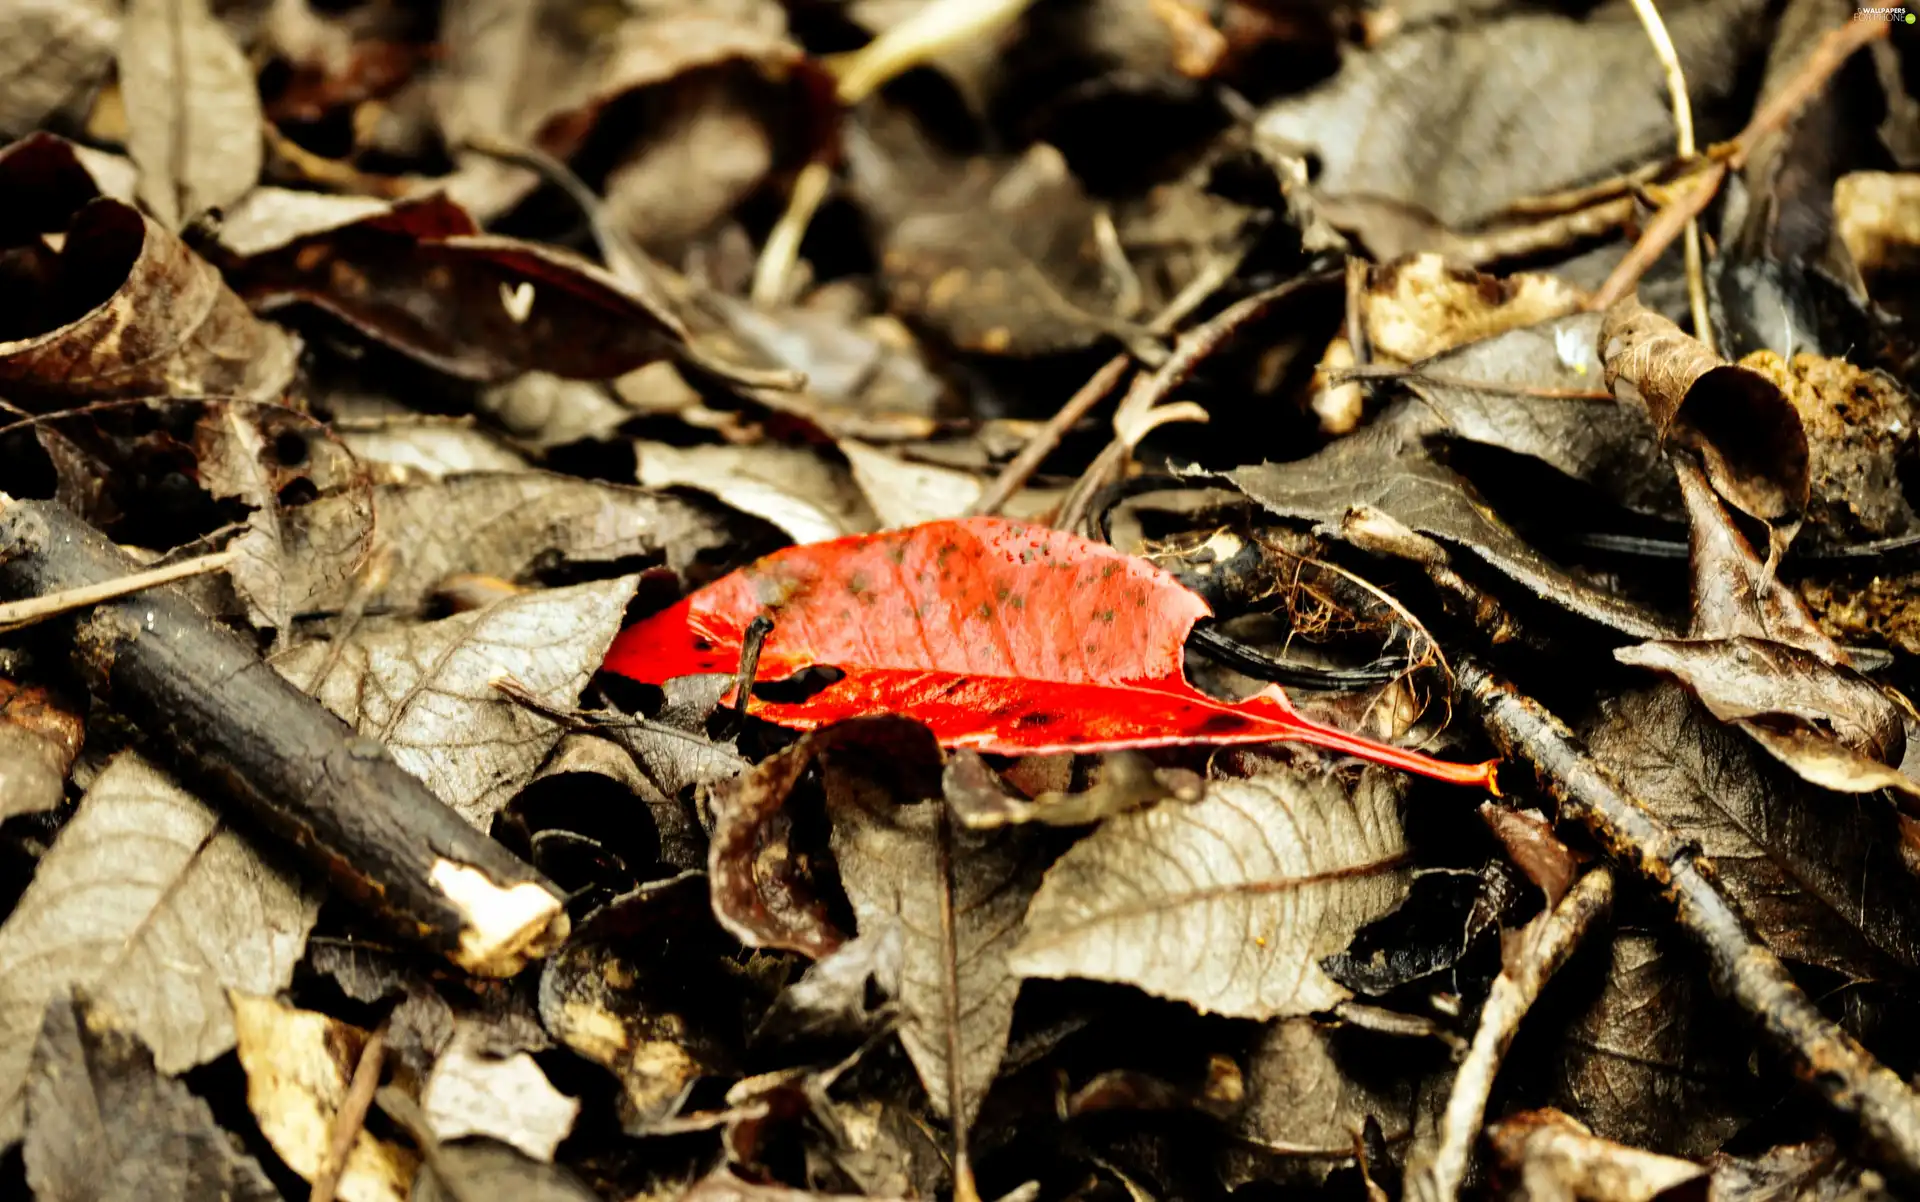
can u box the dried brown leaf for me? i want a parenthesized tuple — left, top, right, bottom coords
(273, 576, 639, 826)
(1231, 1017, 1433, 1162)
(118, 0, 263, 230)
(827, 727, 1047, 1125)
(0, 753, 317, 1143)
(24, 991, 280, 1202)
(1364, 255, 1586, 364)
(942, 749, 1201, 830)
(1227, 404, 1676, 638)
(638, 440, 875, 543)
(231, 994, 417, 1202)
(1707, 1139, 1893, 1201)
(1587, 685, 1920, 979)
(1011, 768, 1410, 1019)
(1599, 294, 1810, 531)
(1487, 1108, 1707, 1202)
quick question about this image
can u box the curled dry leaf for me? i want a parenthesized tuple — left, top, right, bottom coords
(0, 0, 118, 139)
(1227, 402, 1675, 639)
(604, 517, 1496, 784)
(0, 677, 83, 821)
(0, 139, 296, 407)
(227, 194, 691, 383)
(231, 994, 418, 1202)
(1010, 768, 1411, 1020)
(1599, 294, 1809, 532)
(24, 991, 280, 1202)
(423, 1022, 579, 1162)
(118, 0, 263, 230)
(1586, 686, 1920, 980)
(273, 576, 640, 827)
(0, 752, 317, 1143)
(825, 720, 1048, 1124)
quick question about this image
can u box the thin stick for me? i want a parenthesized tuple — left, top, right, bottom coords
(1459, 659, 1920, 1184)
(1588, 19, 1887, 312)
(1623, 0, 1714, 352)
(0, 545, 238, 634)
(309, 1025, 387, 1202)
(751, 159, 833, 307)
(1405, 867, 1616, 1202)
(966, 356, 1129, 518)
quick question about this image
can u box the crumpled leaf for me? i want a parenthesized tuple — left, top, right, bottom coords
(273, 576, 639, 826)
(604, 517, 1495, 784)
(1600, 294, 1810, 533)
(825, 719, 1047, 1124)
(0, 677, 82, 821)
(1227, 402, 1675, 639)
(24, 991, 281, 1202)
(249, 472, 725, 621)
(226, 194, 692, 383)
(1252, 0, 1768, 229)
(1544, 928, 1756, 1159)
(423, 1022, 579, 1162)
(118, 0, 263, 230)
(537, 874, 738, 1132)
(0, 0, 118, 139)
(0, 752, 317, 1143)
(0, 138, 297, 408)
(231, 994, 417, 1202)
(1586, 686, 1920, 980)
(1010, 767, 1410, 1019)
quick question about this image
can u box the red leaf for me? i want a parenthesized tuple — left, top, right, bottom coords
(603, 518, 1497, 787)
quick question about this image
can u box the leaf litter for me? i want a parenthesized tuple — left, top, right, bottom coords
(6, 3, 1920, 1199)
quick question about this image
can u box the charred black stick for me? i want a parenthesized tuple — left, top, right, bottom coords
(0, 496, 568, 977)
(1457, 658, 1920, 1182)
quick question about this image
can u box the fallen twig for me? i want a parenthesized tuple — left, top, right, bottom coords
(1588, 18, 1888, 311)
(0, 496, 568, 976)
(0, 546, 238, 634)
(309, 1024, 387, 1202)
(1404, 866, 1616, 1202)
(1458, 658, 1920, 1184)
(1622, 0, 1713, 352)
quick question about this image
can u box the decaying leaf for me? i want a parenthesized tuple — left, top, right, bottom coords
(1011, 767, 1410, 1019)
(0, 141, 297, 407)
(637, 440, 875, 543)
(1707, 1138, 1893, 1201)
(825, 720, 1047, 1124)
(0, 677, 82, 821)
(0, 0, 118, 139)
(605, 517, 1496, 783)
(942, 748, 1202, 830)
(423, 1021, 579, 1162)
(118, 0, 263, 230)
(1363, 254, 1586, 364)
(231, 994, 418, 1202)
(1487, 1108, 1707, 1202)
(0, 753, 317, 1143)
(409, 1135, 600, 1202)
(1589, 685, 1920, 979)
(273, 576, 640, 826)
(23, 991, 280, 1202)
(1230, 1017, 1437, 1166)
(1228, 402, 1676, 639)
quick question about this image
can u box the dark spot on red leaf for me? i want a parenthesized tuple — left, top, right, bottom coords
(1198, 713, 1253, 734)
(1016, 711, 1058, 729)
(1095, 609, 1116, 623)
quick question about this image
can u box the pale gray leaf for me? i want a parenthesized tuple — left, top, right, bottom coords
(273, 577, 639, 826)
(0, 0, 118, 138)
(264, 473, 725, 619)
(637, 440, 874, 542)
(24, 991, 281, 1202)
(119, 0, 263, 229)
(423, 1023, 578, 1163)
(829, 771, 1045, 1126)
(477, 373, 631, 449)
(0, 753, 318, 1143)
(339, 424, 528, 483)
(216, 187, 392, 257)
(410, 1138, 599, 1202)
(1232, 1017, 1427, 1160)
(1011, 769, 1410, 1019)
